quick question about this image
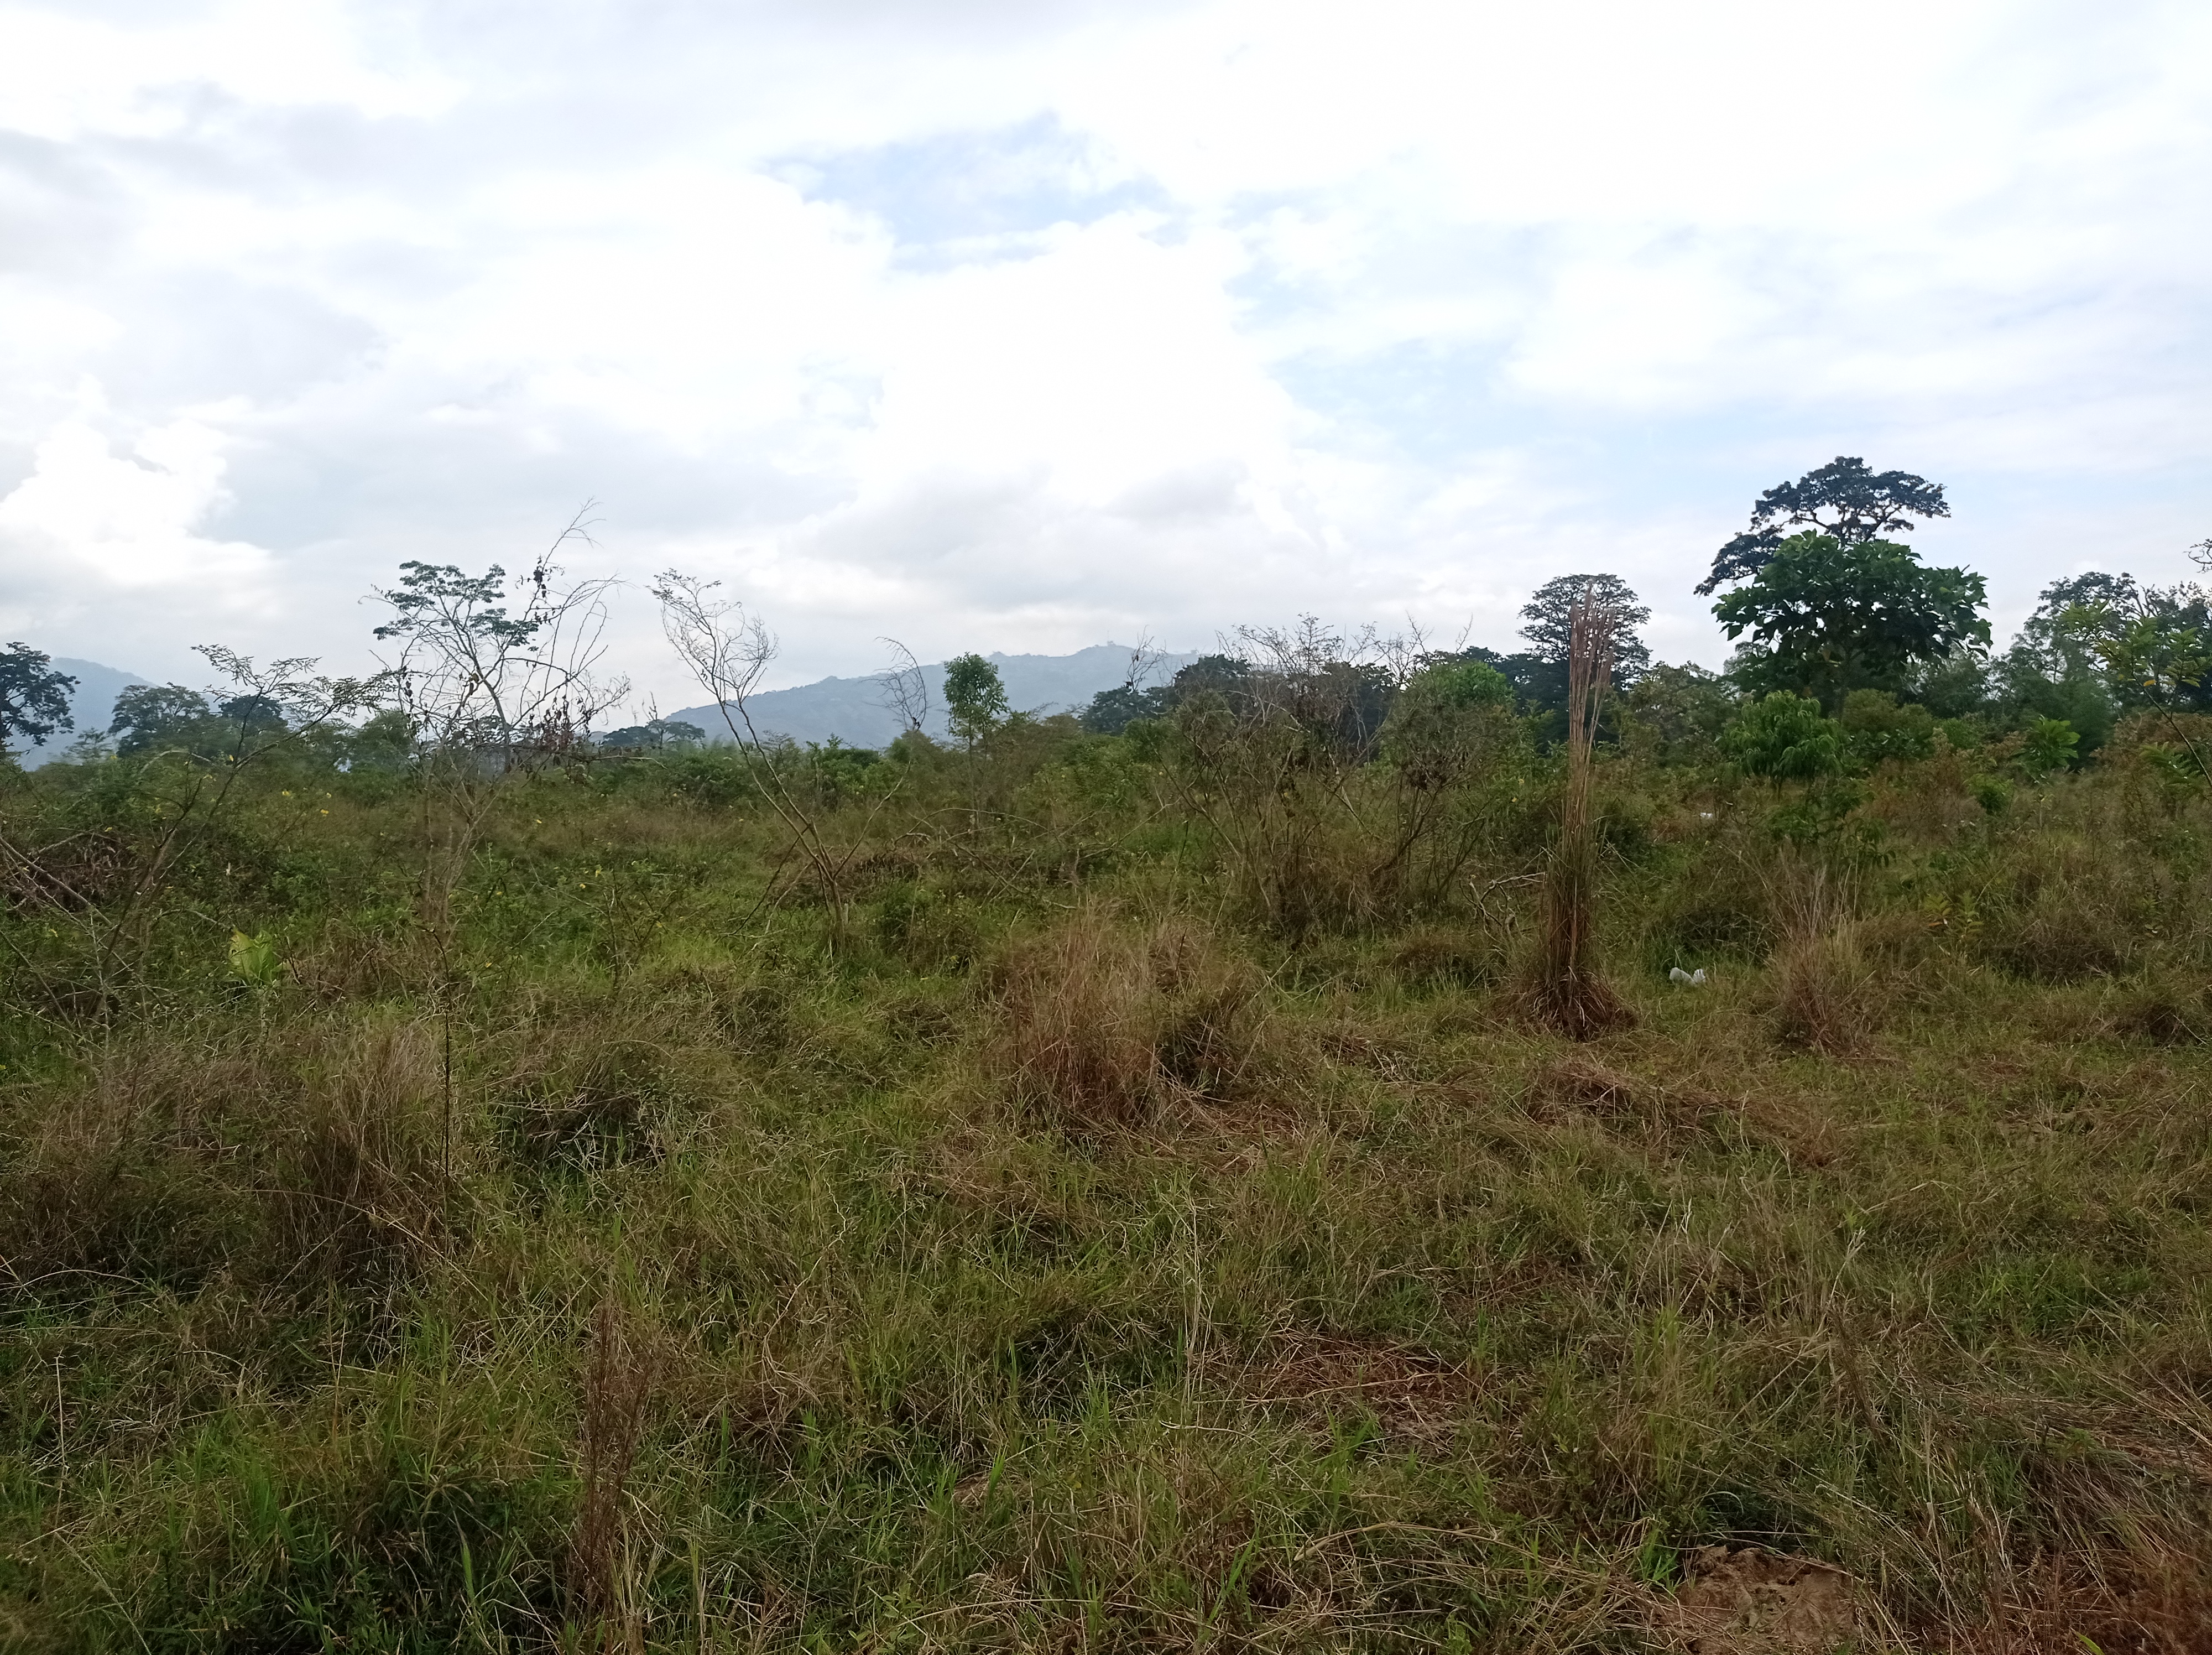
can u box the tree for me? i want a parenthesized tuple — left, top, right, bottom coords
(942, 653, 1009, 747)
(2057, 576, 2212, 716)
(1519, 574, 1652, 682)
(107, 684, 217, 757)
(1, 643, 76, 755)
(1700, 457, 1950, 595)
(371, 545, 623, 768)
(2057, 569, 2212, 780)
(1715, 533, 1989, 711)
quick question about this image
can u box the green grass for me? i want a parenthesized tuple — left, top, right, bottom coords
(3, 729, 2210, 1650)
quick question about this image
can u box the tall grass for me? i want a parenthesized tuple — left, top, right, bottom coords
(3, 654, 2211, 1650)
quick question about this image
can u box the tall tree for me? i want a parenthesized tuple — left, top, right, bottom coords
(107, 684, 216, 756)
(1700, 457, 1950, 595)
(0, 643, 76, 754)
(1519, 574, 1652, 682)
(1715, 532, 1989, 711)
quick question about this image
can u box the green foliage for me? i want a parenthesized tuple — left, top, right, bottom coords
(1720, 690, 1843, 780)
(1701, 454, 1950, 595)
(0, 643, 76, 752)
(2017, 715, 2081, 778)
(2062, 579, 2212, 714)
(227, 928, 283, 986)
(1716, 533, 1991, 711)
(1839, 689, 1937, 768)
(1621, 663, 1734, 766)
(942, 652, 1010, 745)
(107, 683, 218, 756)
(1413, 657, 1514, 711)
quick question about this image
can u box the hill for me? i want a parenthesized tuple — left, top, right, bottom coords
(19, 657, 148, 766)
(669, 642, 1199, 747)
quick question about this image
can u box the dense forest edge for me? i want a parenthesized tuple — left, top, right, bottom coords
(3, 459, 2212, 1650)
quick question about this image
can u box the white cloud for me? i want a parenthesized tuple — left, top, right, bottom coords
(0, 0, 2205, 698)
(0, 389, 280, 660)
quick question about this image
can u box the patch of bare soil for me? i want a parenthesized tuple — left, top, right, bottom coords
(1666, 1545, 1866, 1653)
(1205, 1330, 1469, 1446)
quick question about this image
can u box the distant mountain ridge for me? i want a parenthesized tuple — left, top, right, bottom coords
(668, 643, 1200, 750)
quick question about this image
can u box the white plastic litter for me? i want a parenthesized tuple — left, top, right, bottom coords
(1669, 967, 1709, 986)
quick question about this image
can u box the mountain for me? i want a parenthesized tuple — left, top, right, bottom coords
(667, 642, 1199, 749)
(19, 657, 150, 766)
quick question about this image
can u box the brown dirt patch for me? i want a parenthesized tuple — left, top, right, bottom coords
(1667, 1545, 1866, 1653)
(1205, 1330, 1469, 1446)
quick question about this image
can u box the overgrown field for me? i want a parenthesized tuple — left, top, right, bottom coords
(4, 702, 2212, 1651)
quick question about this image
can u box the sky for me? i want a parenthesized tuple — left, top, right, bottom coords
(2, 0, 2208, 709)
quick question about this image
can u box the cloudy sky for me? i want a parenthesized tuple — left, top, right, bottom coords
(2, 0, 2208, 706)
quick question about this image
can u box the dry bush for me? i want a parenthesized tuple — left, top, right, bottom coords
(2, 1018, 447, 1292)
(0, 1040, 263, 1287)
(287, 922, 410, 1001)
(989, 909, 1266, 1127)
(1770, 928, 1885, 1054)
(1866, 741, 1985, 844)
(1754, 853, 1888, 1054)
(273, 1017, 446, 1284)
(1976, 831, 2167, 982)
(2109, 976, 2212, 1045)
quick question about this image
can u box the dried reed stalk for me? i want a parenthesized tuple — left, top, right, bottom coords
(1529, 583, 1635, 1039)
(571, 1298, 657, 1624)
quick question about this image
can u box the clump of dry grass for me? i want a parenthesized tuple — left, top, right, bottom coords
(1757, 854, 1887, 1054)
(989, 909, 1266, 1127)
(1770, 928, 1882, 1054)
(275, 1015, 447, 1284)
(1, 1021, 447, 1292)
(570, 1297, 659, 1627)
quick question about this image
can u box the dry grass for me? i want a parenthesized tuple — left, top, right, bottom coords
(7, 692, 2212, 1652)
(989, 908, 1266, 1127)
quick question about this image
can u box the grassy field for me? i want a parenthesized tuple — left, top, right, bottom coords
(3, 704, 2211, 1651)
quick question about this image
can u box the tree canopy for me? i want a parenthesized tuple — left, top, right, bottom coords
(1519, 574, 1652, 683)
(942, 653, 1010, 746)
(1700, 457, 1950, 595)
(1715, 533, 1989, 711)
(0, 643, 75, 754)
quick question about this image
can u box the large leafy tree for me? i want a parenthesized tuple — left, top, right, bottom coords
(1715, 532, 1989, 711)
(107, 684, 218, 757)
(1519, 574, 1652, 683)
(0, 643, 76, 754)
(1700, 457, 1950, 595)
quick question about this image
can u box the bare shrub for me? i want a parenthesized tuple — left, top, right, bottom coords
(990, 910, 1265, 1127)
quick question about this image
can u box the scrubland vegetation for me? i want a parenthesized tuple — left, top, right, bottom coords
(4, 470, 2212, 1651)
